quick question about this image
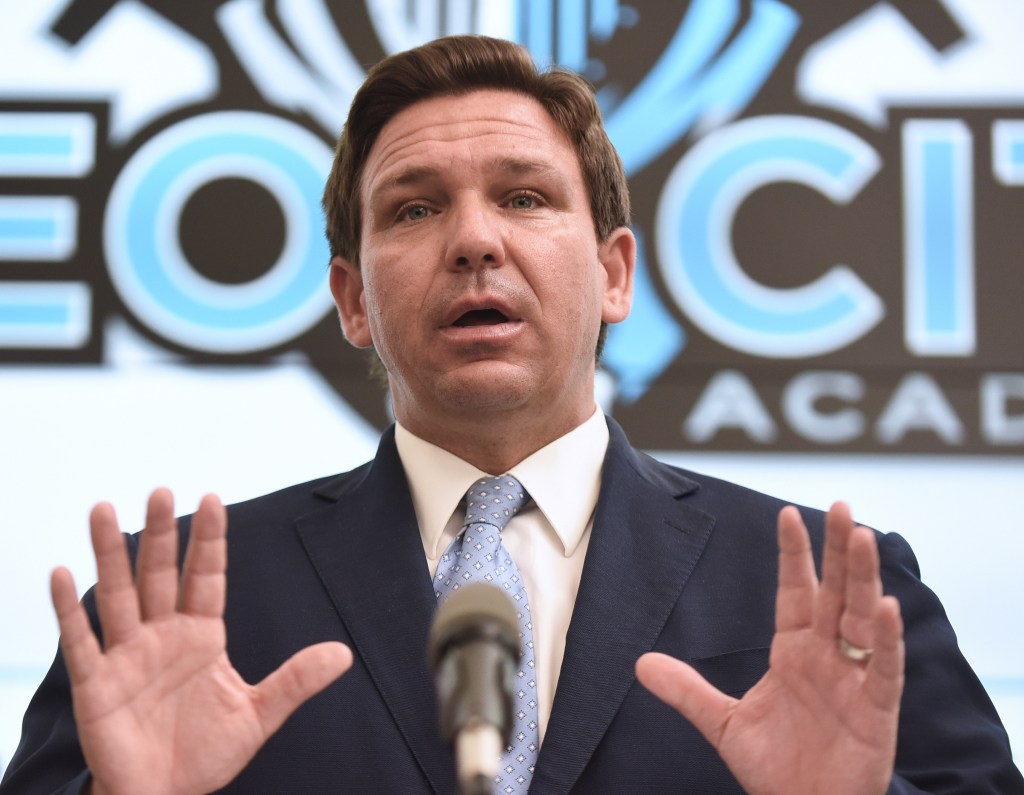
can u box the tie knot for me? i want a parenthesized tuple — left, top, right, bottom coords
(463, 475, 530, 533)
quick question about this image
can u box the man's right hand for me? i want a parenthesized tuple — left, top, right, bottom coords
(51, 489, 352, 795)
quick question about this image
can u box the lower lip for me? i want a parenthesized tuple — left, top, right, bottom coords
(439, 320, 524, 345)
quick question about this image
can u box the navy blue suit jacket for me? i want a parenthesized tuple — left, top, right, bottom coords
(3, 419, 1022, 793)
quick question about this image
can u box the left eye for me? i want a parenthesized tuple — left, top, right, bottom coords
(509, 194, 535, 210)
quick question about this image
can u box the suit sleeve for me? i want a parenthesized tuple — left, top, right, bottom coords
(0, 647, 92, 794)
(880, 532, 1024, 793)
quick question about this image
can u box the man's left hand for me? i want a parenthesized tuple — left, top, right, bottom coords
(636, 502, 904, 795)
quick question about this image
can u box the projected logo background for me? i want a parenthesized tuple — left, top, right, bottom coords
(1, 0, 1021, 454)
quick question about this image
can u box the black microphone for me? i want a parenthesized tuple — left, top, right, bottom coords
(429, 582, 521, 795)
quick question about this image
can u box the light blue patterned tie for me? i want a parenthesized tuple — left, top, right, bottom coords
(434, 475, 538, 794)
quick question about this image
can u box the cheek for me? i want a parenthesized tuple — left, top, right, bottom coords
(359, 271, 397, 344)
(531, 240, 605, 316)
(361, 265, 426, 357)
(536, 268, 604, 360)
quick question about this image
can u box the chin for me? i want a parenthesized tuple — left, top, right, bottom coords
(438, 381, 532, 414)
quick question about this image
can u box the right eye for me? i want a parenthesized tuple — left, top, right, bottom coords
(400, 204, 431, 222)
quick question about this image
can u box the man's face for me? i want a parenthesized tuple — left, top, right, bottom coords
(331, 89, 633, 443)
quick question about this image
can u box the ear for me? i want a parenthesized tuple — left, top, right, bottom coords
(329, 255, 374, 348)
(599, 226, 635, 324)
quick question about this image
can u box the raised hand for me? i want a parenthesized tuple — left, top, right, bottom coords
(636, 502, 904, 795)
(50, 489, 352, 795)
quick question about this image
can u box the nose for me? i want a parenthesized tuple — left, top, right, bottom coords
(444, 197, 504, 270)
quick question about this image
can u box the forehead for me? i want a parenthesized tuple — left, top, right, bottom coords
(361, 90, 581, 193)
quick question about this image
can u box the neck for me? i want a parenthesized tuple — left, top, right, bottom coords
(398, 404, 596, 474)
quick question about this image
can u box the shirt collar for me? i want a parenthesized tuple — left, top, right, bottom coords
(395, 408, 609, 559)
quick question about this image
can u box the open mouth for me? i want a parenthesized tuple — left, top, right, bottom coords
(452, 308, 510, 327)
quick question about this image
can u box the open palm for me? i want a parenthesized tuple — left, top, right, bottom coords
(51, 489, 352, 795)
(637, 503, 904, 795)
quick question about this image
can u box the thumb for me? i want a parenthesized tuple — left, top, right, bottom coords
(636, 652, 735, 748)
(253, 642, 353, 737)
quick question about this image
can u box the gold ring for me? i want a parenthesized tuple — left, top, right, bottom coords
(838, 637, 874, 662)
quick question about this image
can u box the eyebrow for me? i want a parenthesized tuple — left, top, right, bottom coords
(380, 165, 441, 192)
(494, 157, 566, 182)
(366, 165, 440, 210)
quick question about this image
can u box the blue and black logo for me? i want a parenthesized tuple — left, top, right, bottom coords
(1, 0, 1021, 452)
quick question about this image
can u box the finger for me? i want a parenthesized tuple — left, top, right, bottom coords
(51, 567, 102, 685)
(635, 652, 735, 748)
(814, 501, 854, 642)
(775, 506, 818, 633)
(864, 596, 905, 709)
(90, 502, 140, 646)
(179, 494, 227, 617)
(253, 642, 353, 738)
(136, 488, 180, 620)
(838, 525, 884, 652)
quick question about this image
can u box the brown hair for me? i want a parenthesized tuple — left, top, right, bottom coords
(322, 34, 631, 264)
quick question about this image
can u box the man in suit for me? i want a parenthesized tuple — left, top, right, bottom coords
(2, 35, 1021, 794)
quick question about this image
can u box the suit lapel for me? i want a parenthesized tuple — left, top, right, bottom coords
(531, 420, 715, 794)
(295, 428, 455, 794)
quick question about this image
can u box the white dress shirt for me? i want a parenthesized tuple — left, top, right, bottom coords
(395, 408, 609, 743)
